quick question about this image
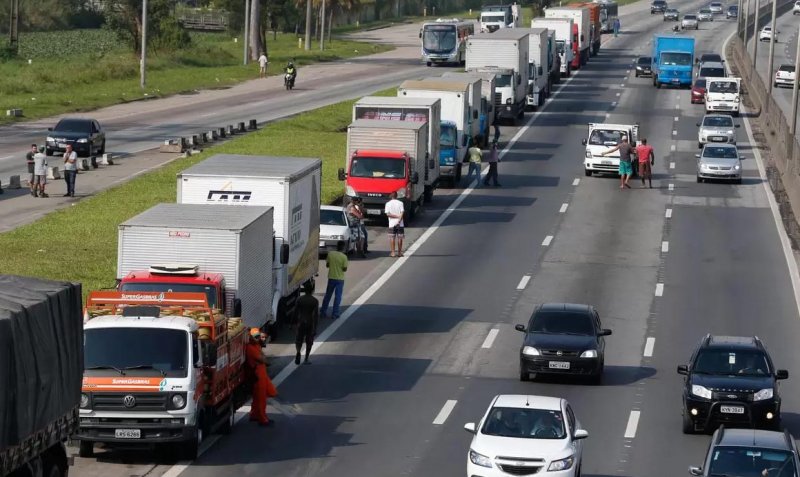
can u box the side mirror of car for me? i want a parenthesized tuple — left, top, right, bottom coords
(573, 429, 589, 440)
(419, 29, 422, 38)
(696, 123, 701, 126)
(47, 127, 53, 131)
(776, 369, 789, 380)
(695, 153, 701, 158)
(514, 324, 526, 332)
(233, 298, 242, 317)
(464, 422, 477, 434)
(338, 167, 346, 181)
(581, 139, 587, 145)
(689, 466, 703, 476)
(599, 329, 612, 336)
(735, 124, 740, 128)
(677, 364, 689, 375)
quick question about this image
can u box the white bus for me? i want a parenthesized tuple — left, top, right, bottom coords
(420, 19, 474, 66)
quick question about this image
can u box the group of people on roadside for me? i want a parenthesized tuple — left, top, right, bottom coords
(25, 143, 79, 198)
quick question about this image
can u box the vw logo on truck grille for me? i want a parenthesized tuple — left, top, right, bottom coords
(123, 395, 137, 408)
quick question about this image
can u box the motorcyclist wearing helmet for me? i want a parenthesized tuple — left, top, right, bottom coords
(285, 61, 297, 79)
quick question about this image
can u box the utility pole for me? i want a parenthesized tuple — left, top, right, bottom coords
(752, 0, 759, 67)
(320, 0, 326, 50)
(243, 0, 250, 64)
(305, 0, 312, 50)
(791, 23, 800, 134)
(9, 0, 19, 54)
(743, 0, 749, 43)
(140, 0, 148, 89)
(767, 0, 777, 95)
(737, 0, 744, 39)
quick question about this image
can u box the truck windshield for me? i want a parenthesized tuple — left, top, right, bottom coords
(441, 126, 457, 147)
(85, 328, 189, 377)
(588, 129, 626, 146)
(482, 14, 506, 22)
(708, 81, 738, 93)
(660, 52, 692, 66)
(119, 282, 218, 308)
(422, 25, 457, 53)
(495, 74, 513, 87)
(350, 157, 406, 179)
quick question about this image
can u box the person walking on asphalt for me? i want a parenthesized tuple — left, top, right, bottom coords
(484, 141, 501, 187)
(635, 137, 655, 188)
(62, 144, 78, 197)
(465, 143, 483, 187)
(613, 18, 621, 37)
(32, 147, 48, 198)
(321, 240, 348, 319)
(258, 52, 269, 78)
(385, 191, 405, 257)
(601, 136, 634, 189)
(246, 328, 277, 427)
(26, 144, 37, 196)
(493, 123, 501, 144)
(294, 282, 319, 365)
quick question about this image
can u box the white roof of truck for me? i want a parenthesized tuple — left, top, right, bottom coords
(84, 314, 198, 332)
(120, 203, 272, 230)
(469, 30, 530, 41)
(399, 79, 470, 92)
(350, 119, 427, 131)
(179, 154, 321, 181)
(356, 96, 440, 107)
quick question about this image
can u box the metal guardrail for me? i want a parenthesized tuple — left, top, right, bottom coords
(178, 12, 228, 31)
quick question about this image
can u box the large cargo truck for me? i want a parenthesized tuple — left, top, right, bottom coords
(441, 71, 497, 147)
(570, 3, 601, 56)
(651, 35, 695, 88)
(597, 0, 619, 33)
(532, 18, 576, 77)
(422, 76, 482, 147)
(515, 27, 550, 108)
(479, 4, 521, 32)
(1, 275, 82, 477)
(545, 6, 591, 65)
(545, 29, 561, 86)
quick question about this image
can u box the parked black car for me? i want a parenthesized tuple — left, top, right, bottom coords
(651, 0, 668, 13)
(515, 303, 611, 384)
(635, 56, 653, 77)
(689, 426, 799, 477)
(678, 335, 789, 434)
(663, 8, 680, 20)
(46, 118, 106, 157)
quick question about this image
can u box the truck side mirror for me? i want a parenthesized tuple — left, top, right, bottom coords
(429, 158, 435, 169)
(338, 167, 346, 181)
(280, 243, 290, 265)
(411, 171, 419, 184)
(233, 298, 242, 317)
(538, 66, 543, 76)
(473, 110, 478, 119)
(581, 138, 587, 145)
(204, 343, 218, 367)
(517, 74, 521, 85)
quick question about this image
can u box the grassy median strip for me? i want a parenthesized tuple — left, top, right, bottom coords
(0, 31, 391, 125)
(0, 88, 395, 298)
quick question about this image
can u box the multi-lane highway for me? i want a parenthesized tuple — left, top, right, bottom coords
(66, 1, 800, 477)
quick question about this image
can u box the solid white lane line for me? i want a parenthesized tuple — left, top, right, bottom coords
(0, 155, 12, 161)
(482, 329, 500, 349)
(559, 203, 569, 213)
(662, 241, 669, 253)
(666, 208, 673, 218)
(517, 275, 531, 290)
(624, 411, 641, 439)
(670, 162, 675, 169)
(655, 283, 664, 297)
(433, 400, 458, 425)
(643, 337, 656, 357)
(669, 183, 674, 191)
(572, 178, 580, 186)
(542, 235, 554, 246)
(616, 92, 621, 96)
(670, 144, 676, 151)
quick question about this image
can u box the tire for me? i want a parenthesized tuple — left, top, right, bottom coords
(520, 366, 530, 381)
(46, 148, 53, 156)
(179, 424, 203, 460)
(682, 411, 696, 434)
(79, 441, 94, 458)
(698, 142, 703, 149)
(585, 169, 592, 176)
(424, 187, 434, 204)
(99, 141, 106, 155)
(426, 61, 432, 67)
(345, 239, 353, 256)
(697, 176, 703, 183)
(589, 372, 603, 385)
(44, 459, 64, 477)
(219, 401, 235, 435)
(734, 178, 742, 184)
(635, 71, 639, 77)
(454, 164, 462, 184)
(656, 81, 661, 89)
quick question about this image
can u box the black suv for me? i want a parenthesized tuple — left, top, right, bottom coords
(678, 335, 789, 434)
(46, 117, 106, 157)
(635, 56, 653, 77)
(651, 0, 668, 13)
(689, 426, 799, 477)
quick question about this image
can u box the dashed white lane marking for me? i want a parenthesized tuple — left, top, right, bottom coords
(643, 337, 656, 357)
(559, 203, 569, 213)
(674, 116, 679, 121)
(433, 400, 458, 425)
(655, 283, 664, 297)
(616, 92, 621, 96)
(670, 162, 676, 169)
(620, 83, 626, 87)
(542, 235, 554, 246)
(517, 275, 531, 290)
(675, 104, 680, 109)
(670, 144, 676, 151)
(669, 183, 675, 191)
(606, 113, 611, 118)
(624, 411, 641, 439)
(572, 178, 580, 186)
(666, 208, 673, 218)
(662, 241, 669, 253)
(482, 329, 500, 349)
(611, 101, 617, 106)
(672, 130, 677, 136)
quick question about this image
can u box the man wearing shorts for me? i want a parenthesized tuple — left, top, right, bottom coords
(602, 136, 634, 189)
(635, 138, 655, 188)
(385, 191, 405, 257)
(32, 147, 49, 198)
(26, 144, 37, 196)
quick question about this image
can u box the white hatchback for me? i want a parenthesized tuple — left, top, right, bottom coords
(775, 64, 796, 88)
(464, 395, 589, 477)
(759, 26, 778, 42)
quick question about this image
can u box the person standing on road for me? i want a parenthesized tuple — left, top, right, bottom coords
(347, 197, 368, 256)
(465, 143, 483, 187)
(26, 144, 37, 196)
(635, 138, 655, 188)
(385, 191, 405, 257)
(321, 240, 348, 319)
(613, 17, 621, 37)
(62, 144, 78, 197)
(483, 141, 501, 187)
(258, 52, 269, 78)
(601, 135, 634, 189)
(493, 123, 501, 144)
(32, 147, 48, 198)
(246, 328, 277, 427)
(294, 282, 319, 365)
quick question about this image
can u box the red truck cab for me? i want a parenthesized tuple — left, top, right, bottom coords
(571, 23, 581, 69)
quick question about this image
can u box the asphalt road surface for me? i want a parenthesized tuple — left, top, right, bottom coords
(68, 2, 800, 477)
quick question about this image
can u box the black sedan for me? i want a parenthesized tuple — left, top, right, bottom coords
(46, 118, 106, 157)
(663, 8, 680, 20)
(635, 56, 653, 77)
(515, 303, 612, 384)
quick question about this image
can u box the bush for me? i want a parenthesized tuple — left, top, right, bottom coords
(16, 29, 120, 59)
(152, 17, 193, 51)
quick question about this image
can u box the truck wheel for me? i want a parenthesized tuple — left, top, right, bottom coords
(219, 401, 235, 435)
(78, 441, 94, 458)
(424, 187, 434, 203)
(585, 169, 592, 177)
(454, 164, 462, 185)
(179, 425, 203, 460)
(426, 61, 432, 67)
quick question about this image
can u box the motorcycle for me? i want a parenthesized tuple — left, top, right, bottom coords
(284, 71, 296, 90)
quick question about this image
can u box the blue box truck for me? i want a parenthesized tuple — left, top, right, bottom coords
(651, 35, 695, 88)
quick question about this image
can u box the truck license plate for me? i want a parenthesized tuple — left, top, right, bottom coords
(115, 429, 141, 439)
(601, 160, 612, 165)
(548, 361, 570, 370)
(671, 78, 680, 83)
(319, 241, 326, 247)
(720, 406, 744, 414)
(366, 209, 382, 216)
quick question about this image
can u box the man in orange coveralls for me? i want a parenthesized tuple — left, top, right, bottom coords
(246, 328, 277, 427)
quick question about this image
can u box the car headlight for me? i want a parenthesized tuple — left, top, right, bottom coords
(46, 136, 55, 142)
(80, 393, 90, 409)
(522, 346, 540, 356)
(585, 150, 592, 159)
(469, 449, 492, 468)
(77, 138, 88, 143)
(580, 349, 598, 358)
(699, 163, 711, 171)
(171, 394, 186, 409)
(753, 388, 774, 402)
(726, 130, 734, 135)
(734, 164, 741, 170)
(396, 187, 407, 199)
(332, 235, 344, 240)
(548, 456, 575, 472)
(345, 185, 356, 197)
(691, 384, 713, 399)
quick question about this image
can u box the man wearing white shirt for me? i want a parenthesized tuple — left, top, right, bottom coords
(62, 144, 78, 197)
(258, 52, 269, 78)
(384, 191, 405, 257)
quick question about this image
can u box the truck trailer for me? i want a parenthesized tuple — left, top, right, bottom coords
(441, 71, 497, 147)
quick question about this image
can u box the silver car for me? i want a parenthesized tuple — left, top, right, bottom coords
(697, 114, 739, 148)
(682, 14, 699, 29)
(696, 144, 742, 183)
(709, 2, 723, 13)
(698, 8, 714, 20)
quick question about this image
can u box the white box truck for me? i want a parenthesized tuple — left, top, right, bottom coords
(421, 76, 481, 145)
(545, 29, 561, 86)
(545, 6, 590, 66)
(353, 96, 442, 201)
(515, 27, 550, 109)
(479, 4, 521, 32)
(466, 30, 530, 124)
(705, 77, 741, 116)
(532, 17, 575, 77)
(117, 203, 274, 328)
(176, 154, 321, 330)
(441, 71, 496, 147)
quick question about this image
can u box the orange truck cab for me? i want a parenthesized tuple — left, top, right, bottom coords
(76, 291, 249, 460)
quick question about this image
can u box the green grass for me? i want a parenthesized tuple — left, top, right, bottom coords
(0, 30, 392, 125)
(0, 87, 396, 300)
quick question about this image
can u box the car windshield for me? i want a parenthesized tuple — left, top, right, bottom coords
(703, 116, 734, 127)
(702, 146, 739, 159)
(119, 282, 218, 308)
(482, 13, 506, 22)
(700, 67, 726, 77)
(700, 8, 711, 13)
(779, 65, 795, 72)
(684, 14, 697, 19)
(708, 447, 796, 477)
(693, 349, 770, 376)
(638, 57, 652, 65)
(764, 27, 772, 32)
(702, 54, 722, 62)
(350, 157, 406, 178)
(84, 328, 189, 377)
(666, 9, 678, 12)
(589, 129, 627, 146)
(55, 119, 92, 133)
(320, 209, 346, 226)
(653, 1, 666, 5)
(695, 78, 707, 88)
(440, 126, 457, 147)
(481, 407, 567, 439)
(662, 52, 692, 66)
(729, 6, 738, 10)
(530, 310, 595, 335)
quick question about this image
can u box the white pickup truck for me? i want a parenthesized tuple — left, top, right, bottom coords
(582, 123, 640, 176)
(705, 77, 741, 117)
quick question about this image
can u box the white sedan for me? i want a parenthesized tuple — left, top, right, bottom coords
(318, 205, 359, 255)
(759, 26, 778, 42)
(465, 395, 589, 477)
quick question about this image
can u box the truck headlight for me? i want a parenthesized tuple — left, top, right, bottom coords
(580, 350, 598, 358)
(522, 346, 540, 356)
(396, 187, 407, 199)
(170, 393, 187, 409)
(345, 185, 356, 197)
(691, 385, 712, 399)
(585, 150, 592, 159)
(80, 393, 90, 409)
(548, 455, 575, 471)
(753, 388, 774, 401)
(469, 449, 492, 468)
